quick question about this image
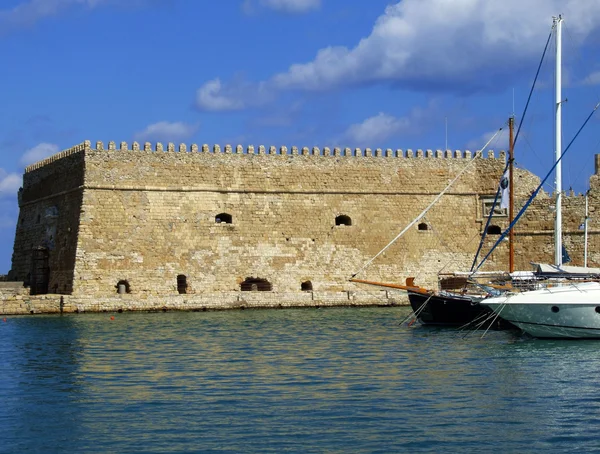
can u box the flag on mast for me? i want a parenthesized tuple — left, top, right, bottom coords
(500, 169, 510, 209)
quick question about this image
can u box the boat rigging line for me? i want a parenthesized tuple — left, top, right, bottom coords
(470, 27, 555, 272)
(349, 127, 503, 280)
(350, 25, 555, 283)
(399, 294, 433, 326)
(471, 101, 600, 275)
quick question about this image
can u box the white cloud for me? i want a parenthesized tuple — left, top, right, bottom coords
(0, 0, 109, 29)
(196, 79, 246, 112)
(341, 101, 439, 146)
(205, 1, 600, 111)
(343, 113, 410, 145)
(270, 0, 600, 93)
(20, 143, 59, 166)
(134, 121, 199, 141)
(0, 169, 21, 197)
(195, 77, 272, 112)
(259, 0, 320, 13)
(0, 0, 154, 32)
(582, 71, 600, 86)
(242, 0, 320, 14)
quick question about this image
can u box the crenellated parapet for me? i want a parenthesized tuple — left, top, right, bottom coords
(24, 140, 506, 173)
(24, 140, 92, 173)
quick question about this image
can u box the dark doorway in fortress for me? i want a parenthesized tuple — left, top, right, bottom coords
(30, 247, 49, 295)
(240, 277, 273, 291)
(487, 225, 502, 235)
(216, 213, 233, 224)
(335, 215, 352, 226)
(177, 274, 188, 294)
(418, 222, 429, 231)
(301, 281, 313, 291)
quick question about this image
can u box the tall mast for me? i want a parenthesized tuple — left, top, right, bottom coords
(554, 15, 563, 266)
(508, 116, 515, 273)
(584, 189, 589, 267)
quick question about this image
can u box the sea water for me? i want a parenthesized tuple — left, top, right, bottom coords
(2, 307, 600, 453)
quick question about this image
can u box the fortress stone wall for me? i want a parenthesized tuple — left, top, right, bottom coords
(7, 140, 600, 307)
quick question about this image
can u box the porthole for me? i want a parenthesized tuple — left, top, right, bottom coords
(551, 306, 560, 313)
(595, 307, 600, 314)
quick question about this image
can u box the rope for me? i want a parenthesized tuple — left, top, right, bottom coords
(472, 102, 600, 274)
(400, 293, 434, 326)
(350, 128, 503, 279)
(512, 26, 554, 154)
(436, 229, 483, 275)
(480, 303, 509, 339)
(469, 27, 554, 270)
(470, 168, 506, 272)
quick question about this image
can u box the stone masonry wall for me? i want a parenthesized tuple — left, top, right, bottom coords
(0, 290, 408, 316)
(11, 145, 85, 293)
(71, 142, 525, 297)
(509, 176, 600, 269)
(11, 140, 600, 307)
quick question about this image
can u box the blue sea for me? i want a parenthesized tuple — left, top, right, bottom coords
(2, 307, 600, 453)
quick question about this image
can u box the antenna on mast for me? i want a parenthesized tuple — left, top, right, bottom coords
(445, 116, 448, 150)
(512, 88, 515, 117)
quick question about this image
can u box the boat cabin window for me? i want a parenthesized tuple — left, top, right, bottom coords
(335, 215, 352, 226)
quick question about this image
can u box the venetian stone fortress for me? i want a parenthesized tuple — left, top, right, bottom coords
(3, 140, 600, 314)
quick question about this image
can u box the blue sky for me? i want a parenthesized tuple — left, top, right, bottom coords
(1, 0, 600, 273)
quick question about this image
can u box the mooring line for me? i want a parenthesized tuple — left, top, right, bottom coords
(400, 293, 433, 326)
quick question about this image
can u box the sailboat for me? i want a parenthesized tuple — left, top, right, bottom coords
(480, 15, 600, 339)
(403, 116, 518, 328)
(351, 118, 518, 329)
(352, 16, 598, 330)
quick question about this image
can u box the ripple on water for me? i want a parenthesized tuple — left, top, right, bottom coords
(3, 308, 600, 453)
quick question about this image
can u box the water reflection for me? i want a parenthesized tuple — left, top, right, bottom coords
(2, 316, 86, 452)
(2, 308, 600, 452)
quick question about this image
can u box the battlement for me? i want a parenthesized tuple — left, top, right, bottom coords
(24, 141, 91, 173)
(23, 140, 507, 173)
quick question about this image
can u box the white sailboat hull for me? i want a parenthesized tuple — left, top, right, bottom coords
(482, 282, 600, 338)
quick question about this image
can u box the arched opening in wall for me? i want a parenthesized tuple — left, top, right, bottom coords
(335, 215, 352, 226)
(418, 222, 429, 231)
(240, 277, 273, 292)
(216, 213, 233, 224)
(30, 247, 49, 296)
(177, 274, 188, 294)
(116, 280, 131, 294)
(487, 225, 502, 235)
(301, 281, 313, 291)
